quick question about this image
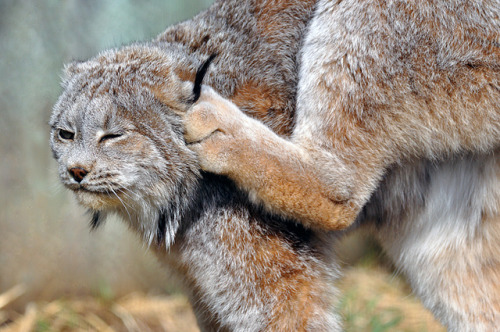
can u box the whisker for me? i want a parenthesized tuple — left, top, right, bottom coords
(107, 185, 133, 221)
(48, 181, 65, 195)
(115, 188, 137, 201)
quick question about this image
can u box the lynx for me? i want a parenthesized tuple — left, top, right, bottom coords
(182, 0, 500, 330)
(49, 0, 499, 331)
(50, 1, 340, 330)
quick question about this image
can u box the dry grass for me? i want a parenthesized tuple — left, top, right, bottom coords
(338, 265, 445, 332)
(0, 291, 198, 332)
(0, 262, 445, 332)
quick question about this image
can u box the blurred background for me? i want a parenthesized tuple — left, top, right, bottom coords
(0, 0, 444, 330)
(0, 0, 213, 329)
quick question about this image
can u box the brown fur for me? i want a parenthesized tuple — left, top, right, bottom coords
(185, 0, 500, 230)
(153, 200, 339, 331)
(50, 0, 342, 330)
(179, 0, 500, 330)
(51, 0, 500, 330)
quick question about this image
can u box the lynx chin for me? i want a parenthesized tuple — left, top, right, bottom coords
(51, 0, 499, 331)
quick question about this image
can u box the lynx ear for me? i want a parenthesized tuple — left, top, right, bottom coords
(63, 61, 84, 76)
(60, 61, 83, 86)
(61, 60, 100, 86)
(150, 74, 195, 113)
(152, 54, 216, 113)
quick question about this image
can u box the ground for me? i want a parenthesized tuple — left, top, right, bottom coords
(0, 256, 444, 332)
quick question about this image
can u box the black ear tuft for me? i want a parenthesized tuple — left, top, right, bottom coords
(192, 53, 217, 103)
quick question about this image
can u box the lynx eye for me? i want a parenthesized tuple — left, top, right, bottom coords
(99, 133, 123, 142)
(58, 129, 74, 140)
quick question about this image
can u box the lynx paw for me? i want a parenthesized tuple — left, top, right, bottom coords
(187, 132, 231, 174)
(183, 100, 224, 144)
(183, 86, 247, 173)
(183, 86, 239, 142)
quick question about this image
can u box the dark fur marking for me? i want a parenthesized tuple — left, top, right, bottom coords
(192, 53, 217, 103)
(156, 209, 167, 245)
(90, 211, 102, 230)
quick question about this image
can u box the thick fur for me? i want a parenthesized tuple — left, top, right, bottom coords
(50, 0, 342, 330)
(158, 176, 341, 331)
(50, 0, 500, 330)
(364, 153, 500, 331)
(187, 0, 500, 230)
(182, 0, 500, 330)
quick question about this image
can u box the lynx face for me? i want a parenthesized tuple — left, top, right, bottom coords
(50, 45, 200, 246)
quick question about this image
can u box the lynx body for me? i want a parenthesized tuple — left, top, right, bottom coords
(50, 0, 500, 330)
(51, 1, 342, 330)
(183, 0, 500, 330)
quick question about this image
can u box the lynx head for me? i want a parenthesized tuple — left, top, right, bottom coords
(50, 44, 211, 247)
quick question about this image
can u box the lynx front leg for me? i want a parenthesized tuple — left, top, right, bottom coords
(184, 0, 500, 232)
(183, 86, 358, 230)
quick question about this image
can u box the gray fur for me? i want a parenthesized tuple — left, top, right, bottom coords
(50, 52, 200, 246)
(366, 152, 500, 331)
(51, 0, 500, 330)
(180, 0, 500, 330)
(50, 1, 341, 330)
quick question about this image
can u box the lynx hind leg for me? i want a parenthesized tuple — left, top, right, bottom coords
(371, 154, 500, 331)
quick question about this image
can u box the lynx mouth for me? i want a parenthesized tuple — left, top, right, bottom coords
(66, 182, 126, 195)
(74, 187, 113, 195)
(71, 185, 127, 210)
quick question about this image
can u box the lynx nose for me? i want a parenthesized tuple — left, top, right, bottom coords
(69, 167, 89, 183)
